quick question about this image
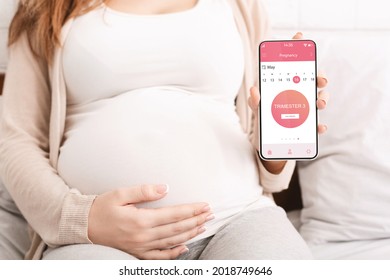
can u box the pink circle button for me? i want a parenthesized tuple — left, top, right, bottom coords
(293, 76, 300, 83)
(271, 90, 309, 128)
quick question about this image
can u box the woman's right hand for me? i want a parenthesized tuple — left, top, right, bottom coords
(87, 184, 213, 260)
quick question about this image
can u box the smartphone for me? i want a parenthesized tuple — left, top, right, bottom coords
(258, 39, 318, 160)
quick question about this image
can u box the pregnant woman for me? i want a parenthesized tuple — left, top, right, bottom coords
(0, 0, 328, 260)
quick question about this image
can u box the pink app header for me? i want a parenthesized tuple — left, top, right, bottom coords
(260, 40, 316, 62)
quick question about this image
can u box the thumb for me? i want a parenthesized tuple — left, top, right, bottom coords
(112, 184, 169, 205)
(248, 86, 260, 112)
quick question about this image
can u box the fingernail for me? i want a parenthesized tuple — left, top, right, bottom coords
(198, 226, 206, 234)
(319, 99, 327, 107)
(318, 73, 328, 84)
(319, 124, 328, 134)
(205, 214, 215, 222)
(201, 205, 211, 213)
(156, 184, 169, 194)
(179, 247, 189, 255)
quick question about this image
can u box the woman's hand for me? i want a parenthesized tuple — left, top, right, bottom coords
(248, 32, 329, 174)
(88, 184, 213, 260)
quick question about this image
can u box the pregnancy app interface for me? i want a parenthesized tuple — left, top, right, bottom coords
(259, 40, 317, 159)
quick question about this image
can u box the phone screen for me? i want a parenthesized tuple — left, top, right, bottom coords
(259, 40, 318, 160)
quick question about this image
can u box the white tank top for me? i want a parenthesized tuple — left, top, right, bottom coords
(59, 0, 274, 243)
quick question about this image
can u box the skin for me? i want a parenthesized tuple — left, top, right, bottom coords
(88, 1, 329, 260)
(104, 0, 199, 14)
(88, 184, 214, 259)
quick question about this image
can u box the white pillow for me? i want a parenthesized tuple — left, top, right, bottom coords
(298, 32, 390, 245)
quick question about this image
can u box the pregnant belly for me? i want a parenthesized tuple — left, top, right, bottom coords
(58, 88, 260, 209)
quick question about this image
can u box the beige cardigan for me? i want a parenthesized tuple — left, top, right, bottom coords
(0, 0, 295, 259)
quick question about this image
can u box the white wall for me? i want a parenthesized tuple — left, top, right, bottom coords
(264, 0, 390, 32)
(0, 0, 17, 73)
(262, 0, 390, 84)
(0, 0, 17, 111)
